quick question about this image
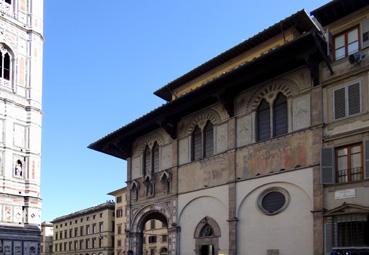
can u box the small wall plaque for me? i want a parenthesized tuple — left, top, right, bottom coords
(335, 189, 356, 200)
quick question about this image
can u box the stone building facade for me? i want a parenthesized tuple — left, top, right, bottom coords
(109, 187, 128, 255)
(52, 202, 115, 255)
(90, 1, 369, 255)
(41, 221, 53, 255)
(0, 0, 44, 253)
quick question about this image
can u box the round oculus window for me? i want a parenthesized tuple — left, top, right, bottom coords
(258, 188, 289, 215)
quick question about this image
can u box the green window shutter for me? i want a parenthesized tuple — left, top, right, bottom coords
(334, 88, 346, 119)
(364, 140, 369, 180)
(348, 83, 361, 116)
(321, 147, 335, 184)
(361, 18, 369, 49)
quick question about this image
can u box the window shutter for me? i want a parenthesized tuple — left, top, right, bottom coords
(273, 94, 288, 137)
(334, 88, 346, 119)
(361, 18, 369, 49)
(257, 99, 271, 141)
(204, 121, 214, 158)
(321, 147, 335, 184)
(192, 126, 202, 161)
(324, 223, 333, 255)
(348, 83, 360, 116)
(364, 140, 369, 180)
(152, 143, 159, 173)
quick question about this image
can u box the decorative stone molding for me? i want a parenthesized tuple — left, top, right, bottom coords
(185, 109, 221, 136)
(132, 129, 166, 155)
(247, 78, 299, 113)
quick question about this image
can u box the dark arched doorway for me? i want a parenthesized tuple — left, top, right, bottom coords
(137, 211, 169, 255)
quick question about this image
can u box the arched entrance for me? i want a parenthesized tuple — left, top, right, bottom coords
(194, 217, 221, 255)
(135, 211, 169, 255)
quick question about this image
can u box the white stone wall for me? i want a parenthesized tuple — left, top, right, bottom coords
(0, 0, 43, 227)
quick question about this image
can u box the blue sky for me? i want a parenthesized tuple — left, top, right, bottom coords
(41, 0, 329, 221)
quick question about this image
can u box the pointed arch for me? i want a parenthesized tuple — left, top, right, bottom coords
(257, 99, 271, 141)
(192, 125, 202, 161)
(273, 93, 288, 137)
(203, 121, 214, 158)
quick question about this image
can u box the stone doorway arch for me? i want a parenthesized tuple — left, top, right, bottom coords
(130, 205, 176, 255)
(194, 217, 221, 255)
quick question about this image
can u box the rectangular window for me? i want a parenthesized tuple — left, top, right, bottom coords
(334, 83, 361, 120)
(116, 196, 122, 203)
(93, 223, 97, 234)
(99, 222, 103, 232)
(148, 236, 157, 243)
(162, 235, 168, 242)
(80, 226, 84, 236)
(79, 240, 83, 250)
(334, 27, 360, 60)
(69, 229, 72, 238)
(86, 239, 90, 249)
(150, 219, 156, 230)
(331, 214, 369, 248)
(86, 225, 90, 235)
(336, 143, 363, 183)
(118, 225, 122, 235)
(74, 227, 78, 237)
(116, 208, 123, 218)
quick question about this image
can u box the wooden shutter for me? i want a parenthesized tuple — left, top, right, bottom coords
(204, 121, 214, 158)
(361, 18, 369, 49)
(273, 93, 288, 137)
(364, 140, 369, 180)
(257, 99, 271, 141)
(348, 83, 361, 116)
(143, 146, 151, 176)
(192, 126, 202, 161)
(334, 88, 346, 119)
(324, 223, 333, 255)
(152, 143, 159, 173)
(321, 147, 336, 184)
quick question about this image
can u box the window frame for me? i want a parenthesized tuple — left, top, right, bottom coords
(333, 25, 361, 61)
(333, 81, 362, 121)
(335, 143, 364, 184)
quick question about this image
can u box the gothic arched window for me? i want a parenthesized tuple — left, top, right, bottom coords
(203, 121, 214, 158)
(0, 44, 13, 82)
(152, 142, 159, 173)
(192, 126, 202, 161)
(257, 99, 271, 141)
(273, 93, 288, 137)
(143, 145, 151, 176)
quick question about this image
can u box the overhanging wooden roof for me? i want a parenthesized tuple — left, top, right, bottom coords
(311, 0, 369, 26)
(154, 10, 316, 101)
(89, 30, 328, 160)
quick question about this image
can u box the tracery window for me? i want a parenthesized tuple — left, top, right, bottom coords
(256, 93, 288, 141)
(143, 142, 160, 175)
(191, 121, 214, 161)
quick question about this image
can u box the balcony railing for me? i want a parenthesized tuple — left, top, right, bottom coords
(337, 167, 363, 183)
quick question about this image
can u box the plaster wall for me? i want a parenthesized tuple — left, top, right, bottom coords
(178, 185, 229, 255)
(237, 168, 314, 255)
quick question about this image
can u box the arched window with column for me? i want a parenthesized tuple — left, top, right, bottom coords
(273, 93, 288, 137)
(152, 142, 159, 173)
(192, 126, 202, 161)
(203, 121, 214, 158)
(143, 145, 151, 176)
(257, 99, 271, 141)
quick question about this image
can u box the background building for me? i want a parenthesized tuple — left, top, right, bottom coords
(41, 221, 54, 255)
(109, 187, 128, 255)
(0, 0, 44, 253)
(143, 220, 168, 255)
(52, 202, 115, 255)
